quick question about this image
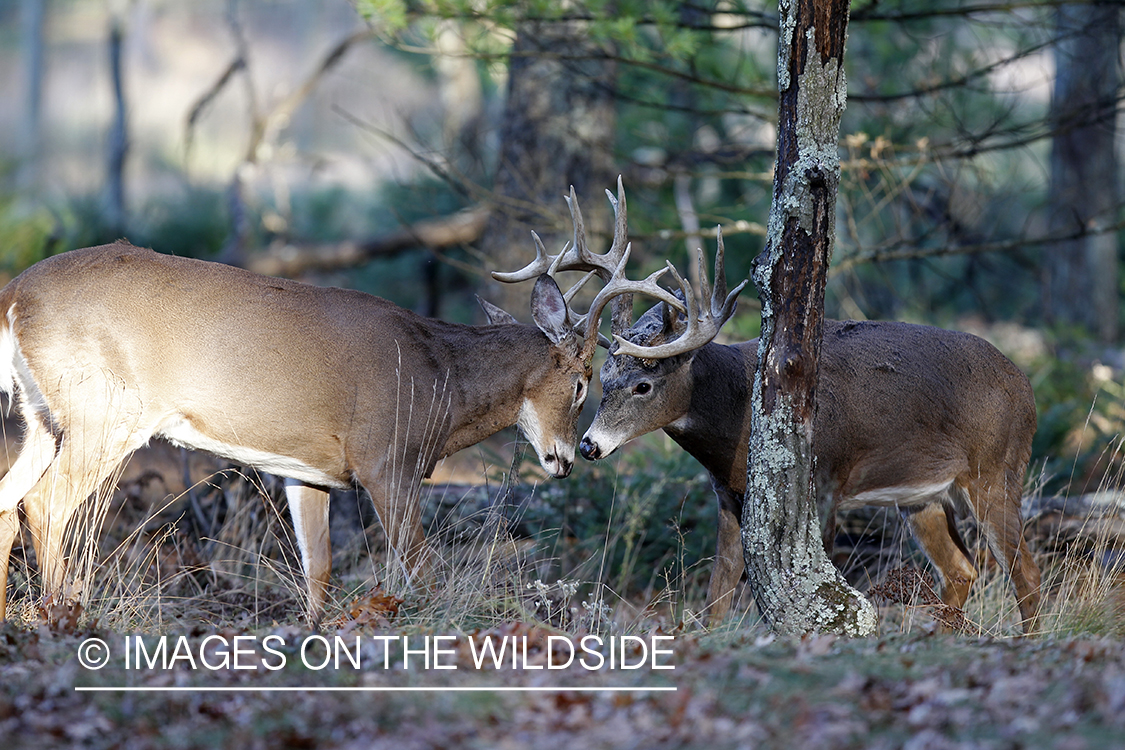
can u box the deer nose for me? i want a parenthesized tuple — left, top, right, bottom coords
(579, 436, 601, 461)
(544, 452, 573, 478)
(557, 456, 573, 478)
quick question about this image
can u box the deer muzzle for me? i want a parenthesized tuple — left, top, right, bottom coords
(542, 450, 574, 478)
(578, 435, 603, 461)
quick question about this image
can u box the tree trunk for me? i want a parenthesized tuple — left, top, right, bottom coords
(1044, 4, 1120, 342)
(18, 0, 46, 193)
(742, 0, 876, 636)
(106, 13, 129, 236)
(479, 22, 617, 315)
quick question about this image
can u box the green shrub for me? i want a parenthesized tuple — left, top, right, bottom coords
(519, 436, 718, 615)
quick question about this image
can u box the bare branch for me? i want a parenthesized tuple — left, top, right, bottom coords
(245, 205, 491, 277)
(850, 36, 1058, 104)
(832, 217, 1125, 275)
(851, 0, 1089, 23)
(183, 56, 246, 162)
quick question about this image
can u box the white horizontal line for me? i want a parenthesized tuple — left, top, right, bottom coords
(75, 685, 677, 693)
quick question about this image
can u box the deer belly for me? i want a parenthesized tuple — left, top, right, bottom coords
(837, 479, 956, 511)
(157, 415, 348, 490)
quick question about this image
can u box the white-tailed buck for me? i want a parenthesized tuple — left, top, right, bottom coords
(0, 181, 672, 623)
(580, 235, 1042, 633)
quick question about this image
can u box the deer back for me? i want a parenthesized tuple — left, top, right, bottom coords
(812, 320, 1036, 506)
(588, 314, 1037, 504)
(1, 242, 587, 486)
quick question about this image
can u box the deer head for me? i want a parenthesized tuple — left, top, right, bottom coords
(580, 228, 747, 461)
(491, 178, 737, 473)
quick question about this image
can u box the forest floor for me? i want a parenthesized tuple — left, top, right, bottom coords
(4, 619, 1125, 749)
(0, 426, 1123, 749)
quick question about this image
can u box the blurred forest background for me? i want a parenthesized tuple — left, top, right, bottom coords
(5, 9, 1125, 740)
(1, 0, 1124, 501)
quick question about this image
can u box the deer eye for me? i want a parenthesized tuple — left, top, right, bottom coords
(633, 382, 652, 396)
(575, 380, 586, 402)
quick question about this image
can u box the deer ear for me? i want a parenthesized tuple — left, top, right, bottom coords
(530, 274, 570, 345)
(476, 295, 520, 326)
(661, 294, 688, 337)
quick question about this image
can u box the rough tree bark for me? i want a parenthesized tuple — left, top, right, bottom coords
(1044, 3, 1120, 342)
(480, 22, 617, 314)
(742, 0, 876, 636)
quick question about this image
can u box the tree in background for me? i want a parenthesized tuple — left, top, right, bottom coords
(17, 0, 46, 194)
(1044, 3, 1121, 342)
(478, 21, 617, 314)
(105, 8, 129, 237)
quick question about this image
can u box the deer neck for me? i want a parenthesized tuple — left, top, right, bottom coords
(435, 322, 552, 459)
(663, 342, 752, 489)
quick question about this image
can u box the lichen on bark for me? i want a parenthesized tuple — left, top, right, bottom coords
(743, 385, 877, 637)
(743, 0, 876, 637)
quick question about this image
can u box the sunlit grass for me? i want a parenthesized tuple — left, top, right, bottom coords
(0, 409, 1123, 643)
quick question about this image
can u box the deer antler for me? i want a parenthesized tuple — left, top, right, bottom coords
(610, 227, 748, 360)
(491, 177, 635, 354)
(572, 242, 687, 360)
(557, 177, 631, 286)
(489, 231, 559, 283)
(491, 177, 631, 286)
(490, 181, 744, 360)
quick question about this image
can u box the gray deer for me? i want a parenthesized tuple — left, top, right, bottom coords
(579, 235, 1042, 633)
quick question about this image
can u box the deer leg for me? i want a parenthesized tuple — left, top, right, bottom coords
(902, 502, 977, 611)
(704, 480, 744, 626)
(23, 466, 110, 605)
(0, 418, 59, 620)
(363, 479, 431, 589)
(0, 418, 59, 514)
(818, 490, 838, 557)
(1006, 533, 1042, 633)
(965, 474, 1042, 634)
(22, 421, 139, 607)
(0, 510, 20, 619)
(285, 480, 331, 625)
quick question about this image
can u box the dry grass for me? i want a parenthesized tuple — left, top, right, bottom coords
(0, 425, 1123, 642)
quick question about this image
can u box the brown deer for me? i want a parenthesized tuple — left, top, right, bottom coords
(0, 181, 678, 623)
(579, 235, 1042, 633)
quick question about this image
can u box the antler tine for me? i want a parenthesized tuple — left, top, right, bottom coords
(577, 243, 688, 358)
(562, 269, 599, 309)
(712, 226, 727, 308)
(604, 175, 629, 269)
(695, 235, 712, 308)
(551, 178, 632, 282)
(611, 229, 748, 361)
(712, 227, 747, 322)
(604, 177, 634, 335)
(559, 185, 588, 271)
(491, 231, 559, 283)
